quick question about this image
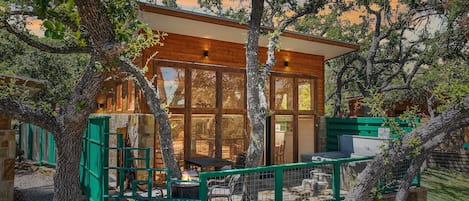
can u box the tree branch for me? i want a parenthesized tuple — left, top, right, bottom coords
(346, 96, 469, 201)
(58, 52, 105, 134)
(117, 59, 181, 178)
(0, 97, 60, 134)
(2, 18, 92, 54)
(379, 60, 422, 92)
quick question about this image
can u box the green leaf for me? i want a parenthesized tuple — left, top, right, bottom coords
(44, 30, 53, 38)
(43, 20, 54, 30)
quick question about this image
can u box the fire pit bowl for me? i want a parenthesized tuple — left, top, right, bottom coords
(171, 181, 200, 199)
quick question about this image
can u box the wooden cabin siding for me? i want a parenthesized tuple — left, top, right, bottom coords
(95, 31, 325, 116)
(143, 32, 325, 115)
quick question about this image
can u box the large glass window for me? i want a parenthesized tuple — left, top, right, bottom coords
(274, 77, 293, 110)
(157, 67, 185, 107)
(274, 115, 294, 164)
(169, 114, 185, 165)
(192, 69, 216, 108)
(222, 73, 244, 109)
(191, 115, 216, 157)
(298, 79, 312, 110)
(222, 115, 246, 161)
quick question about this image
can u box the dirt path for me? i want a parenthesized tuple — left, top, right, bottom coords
(14, 162, 54, 201)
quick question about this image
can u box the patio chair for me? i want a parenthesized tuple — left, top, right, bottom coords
(208, 174, 241, 201)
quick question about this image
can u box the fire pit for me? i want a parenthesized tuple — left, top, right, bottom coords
(171, 181, 200, 199)
(171, 171, 200, 199)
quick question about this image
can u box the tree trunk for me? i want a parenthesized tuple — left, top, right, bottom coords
(346, 96, 469, 201)
(53, 130, 85, 201)
(333, 82, 343, 117)
(118, 60, 181, 178)
(244, 0, 265, 169)
(394, 151, 427, 201)
(242, 1, 265, 200)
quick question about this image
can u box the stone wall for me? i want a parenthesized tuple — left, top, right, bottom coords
(93, 114, 156, 186)
(0, 129, 16, 201)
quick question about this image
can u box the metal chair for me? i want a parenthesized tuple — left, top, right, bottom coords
(208, 174, 241, 201)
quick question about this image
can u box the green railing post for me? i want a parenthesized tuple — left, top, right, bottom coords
(145, 148, 150, 169)
(166, 168, 171, 198)
(332, 160, 341, 201)
(274, 168, 283, 201)
(148, 170, 153, 198)
(119, 168, 125, 196)
(198, 172, 208, 201)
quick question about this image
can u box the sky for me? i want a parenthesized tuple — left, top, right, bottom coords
(26, 0, 404, 37)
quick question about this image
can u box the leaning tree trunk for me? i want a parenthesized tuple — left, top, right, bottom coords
(53, 129, 85, 201)
(118, 60, 182, 178)
(345, 96, 469, 201)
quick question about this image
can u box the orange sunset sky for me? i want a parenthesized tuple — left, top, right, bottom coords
(27, 0, 402, 37)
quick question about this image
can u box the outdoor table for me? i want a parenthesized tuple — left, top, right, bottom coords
(185, 157, 233, 171)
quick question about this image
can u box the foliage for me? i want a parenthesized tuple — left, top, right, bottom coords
(294, 0, 469, 117)
(1, 0, 183, 200)
(0, 30, 87, 111)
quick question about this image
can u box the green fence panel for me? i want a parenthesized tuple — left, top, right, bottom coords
(48, 132, 56, 165)
(326, 117, 418, 151)
(39, 128, 44, 165)
(27, 124, 34, 160)
(80, 116, 110, 201)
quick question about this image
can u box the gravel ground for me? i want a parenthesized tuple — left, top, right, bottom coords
(14, 162, 54, 201)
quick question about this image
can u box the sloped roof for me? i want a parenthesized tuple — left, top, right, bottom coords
(139, 3, 359, 60)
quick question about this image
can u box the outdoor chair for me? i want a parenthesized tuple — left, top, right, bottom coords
(207, 174, 241, 201)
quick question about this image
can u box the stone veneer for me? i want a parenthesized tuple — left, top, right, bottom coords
(0, 129, 16, 201)
(93, 114, 156, 187)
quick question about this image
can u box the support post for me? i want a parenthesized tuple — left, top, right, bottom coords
(332, 160, 341, 201)
(275, 168, 284, 201)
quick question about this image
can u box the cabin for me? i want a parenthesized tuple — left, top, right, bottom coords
(94, 3, 359, 169)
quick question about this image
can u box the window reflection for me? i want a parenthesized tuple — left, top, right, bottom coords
(192, 69, 216, 108)
(191, 115, 216, 157)
(222, 73, 244, 109)
(222, 115, 246, 161)
(298, 79, 312, 110)
(169, 114, 184, 166)
(275, 77, 293, 110)
(157, 67, 185, 107)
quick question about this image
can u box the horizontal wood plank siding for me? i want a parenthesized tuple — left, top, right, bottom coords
(96, 31, 325, 116)
(145, 32, 325, 115)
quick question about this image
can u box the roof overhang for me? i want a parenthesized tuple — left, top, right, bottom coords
(0, 74, 46, 96)
(138, 3, 359, 60)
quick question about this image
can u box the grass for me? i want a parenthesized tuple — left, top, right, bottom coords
(421, 168, 469, 201)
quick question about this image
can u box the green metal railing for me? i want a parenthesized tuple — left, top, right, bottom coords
(103, 132, 176, 201)
(198, 156, 373, 201)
